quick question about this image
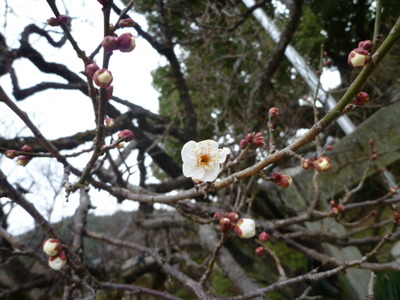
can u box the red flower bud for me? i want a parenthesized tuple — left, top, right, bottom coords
(329, 200, 336, 207)
(225, 212, 239, 222)
(21, 144, 33, 153)
(301, 158, 313, 170)
(17, 155, 32, 167)
(255, 246, 266, 256)
(118, 129, 134, 142)
(258, 231, 270, 242)
(102, 36, 118, 53)
(117, 33, 136, 53)
(219, 217, 231, 233)
(372, 153, 378, 160)
(105, 85, 114, 100)
(213, 212, 223, 219)
(58, 15, 70, 25)
(93, 68, 113, 88)
(86, 63, 100, 78)
(4, 150, 18, 159)
(313, 156, 332, 172)
(276, 174, 292, 188)
(348, 48, 370, 68)
(240, 139, 249, 149)
(337, 204, 345, 212)
(369, 139, 375, 146)
(252, 132, 265, 147)
(358, 40, 374, 51)
(354, 92, 369, 106)
(268, 107, 279, 117)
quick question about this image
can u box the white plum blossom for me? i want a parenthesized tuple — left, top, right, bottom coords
(43, 238, 62, 256)
(181, 140, 230, 182)
(48, 251, 67, 270)
(234, 218, 256, 239)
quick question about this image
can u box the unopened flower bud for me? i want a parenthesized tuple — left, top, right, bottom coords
(4, 150, 18, 159)
(105, 118, 115, 128)
(355, 91, 369, 106)
(252, 132, 265, 147)
(86, 63, 100, 78)
(276, 174, 292, 188)
(226, 212, 239, 222)
(102, 35, 118, 53)
(258, 231, 270, 242)
(219, 217, 232, 233)
(301, 158, 313, 170)
(234, 218, 256, 239)
(58, 15, 70, 25)
(372, 153, 378, 160)
(337, 204, 345, 212)
(268, 107, 279, 117)
(17, 155, 32, 167)
(348, 48, 370, 68)
(21, 144, 33, 153)
(48, 251, 67, 270)
(118, 18, 135, 28)
(118, 129, 134, 142)
(371, 209, 378, 216)
(255, 246, 266, 256)
(329, 200, 336, 207)
(369, 139, 375, 146)
(313, 156, 332, 172)
(93, 68, 113, 88)
(47, 17, 60, 26)
(240, 139, 249, 149)
(117, 33, 136, 53)
(43, 238, 62, 256)
(323, 61, 330, 67)
(358, 40, 374, 51)
(213, 212, 223, 219)
(332, 207, 339, 215)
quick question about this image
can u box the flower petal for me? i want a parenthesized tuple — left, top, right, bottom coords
(200, 163, 220, 182)
(181, 140, 198, 163)
(198, 140, 219, 149)
(183, 163, 205, 180)
(217, 147, 230, 163)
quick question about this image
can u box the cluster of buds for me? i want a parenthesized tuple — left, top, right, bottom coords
(5, 144, 34, 167)
(42, 239, 67, 270)
(255, 232, 271, 256)
(102, 33, 136, 53)
(348, 40, 373, 69)
(240, 132, 265, 149)
(271, 172, 292, 188)
(354, 91, 370, 106)
(369, 139, 378, 160)
(214, 212, 256, 239)
(329, 200, 345, 215)
(47, 14, 70, 27)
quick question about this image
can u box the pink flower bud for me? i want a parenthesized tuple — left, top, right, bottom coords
(43, 238, 62, 256)
(313, 156, 332, 172)
(119, 18, 135, 28)
(102, 36, 118, 53)
(348, 48, 370, 68)
(93, 68, 113, 88)
(21, 144, 33, 153)
(358, 40, 374, 51)
(4, 150, 18, 159)
(240, 139, 249, 149)
(48, 251, 67, 270)
(213, 212, 223, 219)
(47, 17, 60, 26)
(252, 132, 265, 148)
(219, 217, 232, 233)
(332, 207, 339, 215)
(276, 174, 292, 188)
(258, 231, 270, 242)
(117, 33, 136, 53)
(372, 153, 378, 160)
(118, 129, 134, 142)
(301, 158, 313, 170)
(255, 246, 266, 256)
(17, 155, 32, 167)
(58, 15, 70, 25)
(369, 139, 375, 146)
(268, 107, 279, 117)
(354, 91, 369, 106)
(329, 200, 336, 207)
(225, 212, 239, 222)
(86, 63, 100, 78)
(337, 204, 345, 212)
(234, 218, 256, 239)
(105, 118, 115, 128)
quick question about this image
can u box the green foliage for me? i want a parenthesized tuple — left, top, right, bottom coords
(375, 271, 400, 300)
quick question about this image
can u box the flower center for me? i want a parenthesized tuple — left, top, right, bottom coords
(198, 153, 212, 167)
